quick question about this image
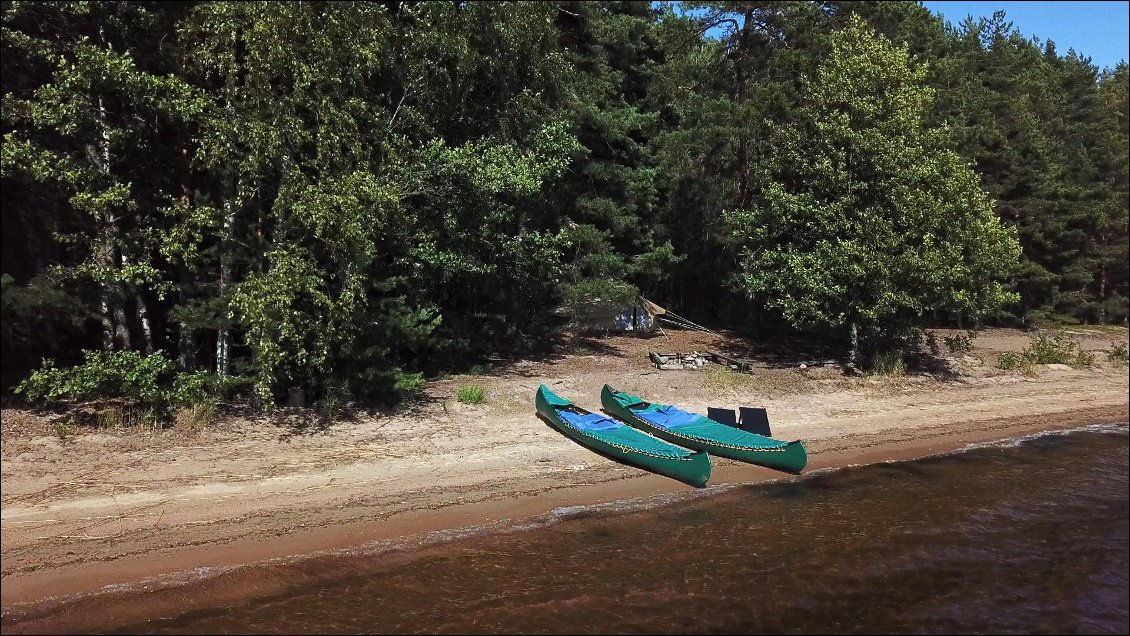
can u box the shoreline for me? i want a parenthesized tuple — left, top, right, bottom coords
(3, 403, 1127, 634)
(3, 327, 1128, 633)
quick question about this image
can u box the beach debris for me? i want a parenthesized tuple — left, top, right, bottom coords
(649, 351, 707, 370)
(706, 351, 755, 373)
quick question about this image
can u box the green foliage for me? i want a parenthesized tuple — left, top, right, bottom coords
(998, 332, 1096, 371)
(1, 1, 1125, 405)
(53, 417, 77, 440)
(16, 350, 174, 404)
(393, 371, 426, 394)
(727, 15, 1021, 354)
(316, 381, 351, 422)
(943, 331, 978, 356)
(924, 331, 941, 357)
(870, 351, 907, 377)
(167, 371, 236, 407)
(996, 352, 1036, 375)
(13, 352, 238, 419)
(1107, 343, 1129, 368)
(456, 385, 486, 405)
(1023, 333, 1094, 367)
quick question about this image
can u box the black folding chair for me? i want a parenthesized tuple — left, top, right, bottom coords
(738, 406, 772, 436)
(707, 407, 738, 428)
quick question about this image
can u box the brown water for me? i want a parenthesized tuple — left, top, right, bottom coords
(11, 424, 1130, 634)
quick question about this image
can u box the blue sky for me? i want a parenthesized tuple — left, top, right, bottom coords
(922, 1, 1129, 70)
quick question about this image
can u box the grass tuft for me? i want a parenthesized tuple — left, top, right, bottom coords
(869, 350, 907, 378)
(173, 403, 217, 434)
(703, 365, 751, 394)
(457, 385, 486, 405)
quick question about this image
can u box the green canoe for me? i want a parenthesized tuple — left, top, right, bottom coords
(535, 384, 711, 488)
(601, 384, 808, 474)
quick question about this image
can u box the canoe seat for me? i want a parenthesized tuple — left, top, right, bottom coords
(707, 407, 738, 427)
(738, 407, 772, 436)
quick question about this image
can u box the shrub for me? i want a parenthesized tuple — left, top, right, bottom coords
(1024, 332, 1093, 368)
(16, 350, 174, 404)
(996, 352, 1036, 375)
(316, 381, 351, 424)
(53, 417, 77, 439)
(457, 385, 486, 404)
(393, 370, 426, 393)
(1108, 343, 1129, 368)
(169, 371, 220, 407)
(997, 352, 1022, 370)
(997, 332, 1095, 372)
(943, 331, 977, 356)
(924, 331, 941, 357)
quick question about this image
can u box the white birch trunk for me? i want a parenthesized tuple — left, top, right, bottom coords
(215, 184, 235, 377)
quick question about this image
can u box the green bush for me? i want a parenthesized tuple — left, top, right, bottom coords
(393, 370, 426, 393)
(16, 350, 175, 404)
(996, 333, 1096, 372)
(1024, 333, 1093, 367)
(943, 330, 977, 356)
(53, 417, 77, 439)
(1108, 343, 1129, 368)
(168, 371, 218, 407)
(924, 331, 941, 357)
(457, 385, 486, 404)
(996, 352, 1035, 374)
(15, 355, 240, 435)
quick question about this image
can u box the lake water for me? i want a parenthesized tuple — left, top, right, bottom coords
(9, 423, 1129, 634)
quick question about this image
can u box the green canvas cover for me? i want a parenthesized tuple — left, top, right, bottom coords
(610, 388, 789, 450)
(587, 426, 697, 459)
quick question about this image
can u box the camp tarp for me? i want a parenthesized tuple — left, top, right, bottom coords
(568, 297, 666, 333)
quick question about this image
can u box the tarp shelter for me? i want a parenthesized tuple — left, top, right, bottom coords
(566, 297, 667, 333)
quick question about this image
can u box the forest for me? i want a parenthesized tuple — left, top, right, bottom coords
(2, 1, 1127, 408)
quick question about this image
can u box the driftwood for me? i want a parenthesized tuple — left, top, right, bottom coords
(705, 351, 755, 373)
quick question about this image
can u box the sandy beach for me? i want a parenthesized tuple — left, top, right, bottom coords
(2, 327, 1127, 631)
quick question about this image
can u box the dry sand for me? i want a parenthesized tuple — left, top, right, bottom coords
(2, 327, 1127, 623)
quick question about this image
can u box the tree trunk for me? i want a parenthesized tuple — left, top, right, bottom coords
(849, 321, 859, 368)
(178, 323, 195, 371)
(134, 285, 154, 354)
(216, 194, 234, 376)
(118, 242, 155, 354)
(96, 90, 130, 351)
(216, 27, 244, 377)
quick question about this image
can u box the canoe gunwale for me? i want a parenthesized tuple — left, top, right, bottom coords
(535, 385, 711, 487)
(600, 384, 807, 474)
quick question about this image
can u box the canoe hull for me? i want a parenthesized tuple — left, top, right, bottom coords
(536, 386, 711, 488)
(600, 384, 807, 474)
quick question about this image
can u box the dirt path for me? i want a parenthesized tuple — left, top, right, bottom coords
(2, 327, 1127, 610)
